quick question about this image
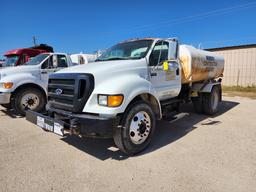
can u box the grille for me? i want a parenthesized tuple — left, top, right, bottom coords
(48, 73, 94, 113)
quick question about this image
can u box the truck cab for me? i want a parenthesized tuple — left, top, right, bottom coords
(0, 53, 75, 115)
(2, 44, 53, 67)
(26, 38, 224, 155)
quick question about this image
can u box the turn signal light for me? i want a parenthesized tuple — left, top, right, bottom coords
(3, 82, 13, 89)
(98, 94, 124, 107)
(108, 95, 123, 107)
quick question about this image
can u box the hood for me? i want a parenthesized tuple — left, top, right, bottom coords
(0, 65, 39, 78)
(57, 59, 146, 75)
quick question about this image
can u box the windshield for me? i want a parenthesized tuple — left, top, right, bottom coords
(96, 40, 153, 61)
(24, 54, 49, 65)
(3, 55, 19, 67)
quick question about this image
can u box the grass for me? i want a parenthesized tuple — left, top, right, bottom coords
(222, 86, 256, 99)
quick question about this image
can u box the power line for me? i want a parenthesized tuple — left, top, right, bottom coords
(126, 1, 256, 33)
(193, 36, 256, 48)
(103, 1, 256, 36)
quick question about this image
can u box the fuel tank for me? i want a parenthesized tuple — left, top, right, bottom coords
(179, 45, 224, 84)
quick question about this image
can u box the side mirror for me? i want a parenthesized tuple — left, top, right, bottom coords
(163, 61, 169, 71)
(53, 55, 58, 68)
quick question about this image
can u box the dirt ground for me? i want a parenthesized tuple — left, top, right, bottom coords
(0, 96, 255, 192)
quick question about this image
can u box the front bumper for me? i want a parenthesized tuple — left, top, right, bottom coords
(26, 108, 119, 138)
(0, 92, 11, 104)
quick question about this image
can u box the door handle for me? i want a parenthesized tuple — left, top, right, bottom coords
(150, 72, 157, 77)
(176, 68, 180, 76)
(41, 71, 47, 74)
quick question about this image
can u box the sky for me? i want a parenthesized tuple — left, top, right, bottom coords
(1, 0, 256, 58)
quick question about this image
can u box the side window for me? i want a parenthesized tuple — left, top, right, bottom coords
(57, 55, 68, 68)
(149, 41, 169, 66)
(41, 56, 53, 69)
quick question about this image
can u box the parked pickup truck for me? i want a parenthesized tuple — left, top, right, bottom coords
(0, 53, 75, 115)
(26, 38, 224, 155)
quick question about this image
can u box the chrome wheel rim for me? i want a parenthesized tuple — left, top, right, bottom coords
(129, 111, 151, 145)
(21, 93, 40, 110)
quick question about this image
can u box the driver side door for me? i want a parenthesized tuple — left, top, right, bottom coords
(149, 40, 181, 100)
(40, 55, 57, 84)
(41, 54, 69, 84)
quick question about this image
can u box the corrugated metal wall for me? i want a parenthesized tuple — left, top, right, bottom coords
(212, 47, 256, 87)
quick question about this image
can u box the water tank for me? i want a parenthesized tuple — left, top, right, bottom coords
(179, 45, 224, 84)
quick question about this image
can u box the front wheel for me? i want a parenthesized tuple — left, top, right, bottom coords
(113, 101, 156, 155)
(12, 88, 46, 116)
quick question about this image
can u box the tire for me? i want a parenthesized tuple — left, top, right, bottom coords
(191, 93, 203, 113)
(12, 88, 46, 116)
(202, 86, 220, 115)
(1, 103, 12, 109)
(113, 101, 156, 155)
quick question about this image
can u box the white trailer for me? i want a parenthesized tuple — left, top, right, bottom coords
(70, 54, 97, 65)
(26, 38, 224, 155)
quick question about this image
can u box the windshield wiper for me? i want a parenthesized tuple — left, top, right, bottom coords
(106, 57, 128, 61)
(95, 58, 104, 62)
(102, 57, 142, 61)
(96, 56, 143, 62)
(95, 57, 127, 61)
(130, 57, 143, 60)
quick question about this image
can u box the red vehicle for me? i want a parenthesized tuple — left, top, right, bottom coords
(3, 44, 53, 67)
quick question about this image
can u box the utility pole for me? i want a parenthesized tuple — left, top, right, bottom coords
(32, 36, 37, 46)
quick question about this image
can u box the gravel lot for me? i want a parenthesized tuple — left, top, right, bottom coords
(0, 96, 255, 192)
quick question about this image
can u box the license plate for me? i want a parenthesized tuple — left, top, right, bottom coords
(36, 116, 64, 136)
(53, 122, 64, 136)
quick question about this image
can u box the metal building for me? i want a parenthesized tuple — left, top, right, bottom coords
(206, 44, 256, 87)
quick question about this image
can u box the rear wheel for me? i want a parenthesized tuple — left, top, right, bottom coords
(192, 93, 203, 113)
(12, 88, 46, 116)
(113, 101, 156, 155)
(202, 86, 221, 115)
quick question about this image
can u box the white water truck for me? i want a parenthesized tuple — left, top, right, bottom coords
(26, 38, 224, 155)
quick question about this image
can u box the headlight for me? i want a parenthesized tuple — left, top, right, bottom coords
(98, 95, 108, 106)
(0, 82, 13, 89)
(98, 94, 124, 107)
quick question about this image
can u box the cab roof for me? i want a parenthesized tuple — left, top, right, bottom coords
(46, 52, 68, 55)
(4, 48, 47, 56)
(118, 37, 177, 44)
(119, 38, 157, 43)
